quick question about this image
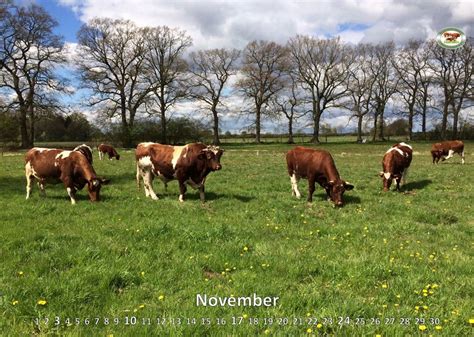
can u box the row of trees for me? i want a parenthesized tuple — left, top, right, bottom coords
(1, 1, 473, 147)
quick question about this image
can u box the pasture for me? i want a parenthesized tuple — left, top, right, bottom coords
(0, 142, 472, 336)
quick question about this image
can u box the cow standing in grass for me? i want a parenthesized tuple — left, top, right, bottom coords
(135, 142, 224, 202)
(98, 144, 120, 160)
(431, 140, 464, 164)
(379, 142, 413, 192)
(286, 147, 354, 206)
(25, 145, 109, 204)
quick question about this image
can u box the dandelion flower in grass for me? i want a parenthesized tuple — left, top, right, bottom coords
(375, 335, 382, 337)
(435, 325, 442, 330)
(306, 328, 313, 333)
(37, 299, 47, 305)
(158, 295, 165, 301)
(469, 318, 474, 324)
(139, 304, 145, 309)
(18, 271, 24, 276)
(243, 246, 248, 252)
(316, 323, 322, 329)
(381, 284, 388, 289)
(243, 314, 248, 319)
(140, 271, 145, 277)
(418, 325, 427, 331)
(12, 300, 19, 305)
(264, 329, 270, 334)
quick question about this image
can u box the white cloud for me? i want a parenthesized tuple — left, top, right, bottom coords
(58, 0, 474, 49)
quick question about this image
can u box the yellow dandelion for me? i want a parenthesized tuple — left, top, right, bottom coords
(204, 278, 209, 282)
(243, 246, 248, 251)
(382, 304, 387, 308)
(306, 312, 311, 317)
(307, 328, 313, 333)
(435, 325, 442, 330)
(264, 329, 270, 334)
(140, 271, 145, 276)
(375, 335, 382, 337)
(139, 304, 145, 309)
(107, 334, 114, 337)
(37, 299, 47, 305)
(243, 314, 248, 319)
(18, 271, 24, 276)
(12, 300, 19, 305)
(419, 324, 427, 331)
(469, 318, 474, 324)
(396, 294, 401, 298)
(316, 323, 322, 329)
(381, 284, 388, 289)
(423, 305, 428, 310)
(158, 295, 164, 301)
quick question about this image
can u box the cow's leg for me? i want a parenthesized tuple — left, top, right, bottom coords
(199, 185, 205, 202)
(290, 174, 301, 199)
(307, 177, 315, 202)
(99, 152, 103, 160)
(38, 180, 46, 197)
(136, 163, 141, 190)
(461, 150, 465, 164)
(395, 177, 401, 191)
(26, 174, 34, 199)
(144, 171, 158, 200)
(178, 180, 187, 202)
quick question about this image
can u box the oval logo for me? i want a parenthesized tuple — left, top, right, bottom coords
(436, 27, 466, 49)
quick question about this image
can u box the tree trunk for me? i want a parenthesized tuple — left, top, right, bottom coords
(311, 105, 321, 144)
(212, 106, 220, 145)
(441, 101, 449, 140)
(452, 108, 459, 140)
(357, 115, 363, 143)
(378, 105, 386, 141)
(28, 106, 35, 147)
(287, 117, 294, 144)
(408, 108, 413, 141)
(160, 104, 167, 144)
(19, 106, 29, 148)
(255, 105, 261, 143)
(372, 113, 378, 142)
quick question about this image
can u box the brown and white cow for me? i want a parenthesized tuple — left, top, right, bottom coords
(431, 140, 464, 164)
(286, 147, 354, 206)
(25, 146, 109, 204)
(98, 143, 120, 160)
(135, 142, 223, 202)
(379, 142, 413, 191)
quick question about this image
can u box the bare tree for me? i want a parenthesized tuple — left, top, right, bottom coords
(428, 39, 473, 139)
(77, 18, 151, 147)
(145, 26, 192, 144)
(236, 40, 287, 143)
(188, 48, 240, 145)
(0, 2, 66, 148)
(343, 43, 376, 143)
(270, 71, 309, 143)
(393, 40, 430, 140)
(288, 36, 353, 143)
(368, 42, 398, 141)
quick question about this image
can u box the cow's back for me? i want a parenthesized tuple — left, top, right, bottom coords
(287, 147, 335, 178)
(25, 148, 62, 179)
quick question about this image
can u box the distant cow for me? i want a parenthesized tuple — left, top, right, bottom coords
(135, 142, 224, 202)
(379, 142, 413, 191)
(286, 147, 354, 206)
(443, 32, 461, 42)
(431, 140, 464, 164)
(25, 146, 109, 204)
(98, 144, 120, 160)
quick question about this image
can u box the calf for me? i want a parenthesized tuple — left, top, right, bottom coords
(98, 143, 120, 160)
(136, 142, 223, 202)
(379, 142, 413, 191)
(25, 147, 109, 204)
(431, 140, 464, 164)
(286, 147, 354, 206)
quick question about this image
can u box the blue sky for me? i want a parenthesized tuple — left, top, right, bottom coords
(37, 0, 81, 42)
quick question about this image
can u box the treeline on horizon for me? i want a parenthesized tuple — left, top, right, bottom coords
(0, 1, 473, 148)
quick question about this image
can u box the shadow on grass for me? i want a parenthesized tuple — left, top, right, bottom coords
(403, 179, 432, 191)
(181, 191, 255, 203)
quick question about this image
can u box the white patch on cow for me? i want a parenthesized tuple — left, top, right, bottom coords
(67, 187, 76, 205)
(386, 147, 404, 156)
(179, 194, 184, 202)
(138, 156, 153, 169)
(172, 146, 186, 169)
(33, 147, 50, 153)
(56, 151, 72, 160)
(398, 142, 412, 150)
(25, 161, 33, 199)
(139, 142, 155, 147)
(73, 144, 92, 153)
(461, 150, 465, 164)
(290, 173, 301, 199)
(383, 172, 391, 180)
(445, 149, 454, 160)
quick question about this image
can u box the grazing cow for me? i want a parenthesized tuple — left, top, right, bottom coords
(431, 140, 464, 164)
(379, 142, 413, 191)
(98, 143, 120, 160)
(443, 32, 461, 42)
(286, 147, 354, 206)
(25, 147, 109, 204)
(135, 142, 224, 202)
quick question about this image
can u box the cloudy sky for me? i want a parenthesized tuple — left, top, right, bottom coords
(30, 0, 474, 132)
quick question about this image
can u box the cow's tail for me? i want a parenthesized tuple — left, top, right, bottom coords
(136, 162, 141, 190)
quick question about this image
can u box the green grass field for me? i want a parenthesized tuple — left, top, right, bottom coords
(0, 142, 472, 336)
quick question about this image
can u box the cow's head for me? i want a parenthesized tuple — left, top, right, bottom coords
(325, 180, 354, 207)
(198, 146, 224, 171)
(87, 177, 110, 201)
(379, 171, 401, 191)
(115, 154, 121, 160)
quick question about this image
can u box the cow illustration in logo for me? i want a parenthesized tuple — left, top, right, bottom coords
(437, 28, 466, 49)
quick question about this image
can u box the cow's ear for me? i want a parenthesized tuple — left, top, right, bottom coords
(100, 178, 111, 185)
(344, 181, 354, 190)
(379, 171, 384, 177)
